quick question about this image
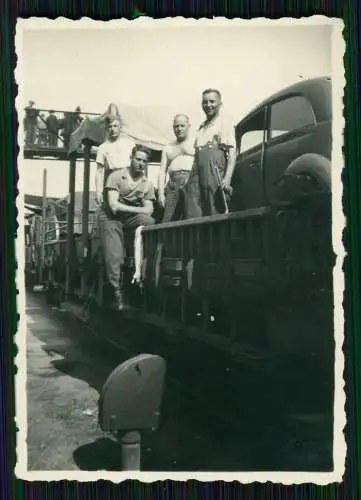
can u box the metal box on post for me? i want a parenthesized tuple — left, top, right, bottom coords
(98, 353, 167, 471)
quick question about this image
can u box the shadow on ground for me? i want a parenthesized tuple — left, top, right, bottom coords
(73, 438, 123, 471)
(27, 294, 334, 472)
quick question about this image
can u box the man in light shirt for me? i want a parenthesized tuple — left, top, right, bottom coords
(96, 109, 137, 309)
(95, 111, 136, 205)
(102, 144, 155, 311)
(184, 89, 236, 218)
(158, 114, 194, 222)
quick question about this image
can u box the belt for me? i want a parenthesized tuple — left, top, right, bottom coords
(168, 170, 191, 180)
(196, 141, 219, 151)
(196, 141, 230, 152)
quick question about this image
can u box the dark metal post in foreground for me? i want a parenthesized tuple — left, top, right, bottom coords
(65, 154, 76, 297)
(81, 140, 91, 298)
(98, 354, 166, 471)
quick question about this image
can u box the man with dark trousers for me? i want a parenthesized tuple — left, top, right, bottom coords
(157, 114, 194, 222)
(184, 89, 236, 218)
(100, 144, 155, 311)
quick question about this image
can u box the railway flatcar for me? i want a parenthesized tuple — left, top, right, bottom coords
(34, 77, 335, 463)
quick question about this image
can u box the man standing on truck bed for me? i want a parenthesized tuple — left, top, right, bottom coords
(95, 105, 136, 206)
(157, 114, 195, 222)
(100, 144, 156, 311)
(96, 108, 136, 309)
(184, 89, 236, 218)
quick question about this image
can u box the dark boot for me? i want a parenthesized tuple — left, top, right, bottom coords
(114, 288, 127, 312)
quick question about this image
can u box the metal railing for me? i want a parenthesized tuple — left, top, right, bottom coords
(23, 107, 101, 151)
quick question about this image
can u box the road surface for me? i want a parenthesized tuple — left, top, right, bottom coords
(26, 292, 253, 471)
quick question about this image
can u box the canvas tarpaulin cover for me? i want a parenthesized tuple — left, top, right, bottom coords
(68, 103, 182, 154)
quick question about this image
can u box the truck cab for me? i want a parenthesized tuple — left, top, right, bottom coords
(231, 77, 332, 211)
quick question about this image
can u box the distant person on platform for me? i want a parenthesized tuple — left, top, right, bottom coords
(36, 113, 47, 147)
(73, 106, 83, 130)
(46, 110, 59, 148)
(24, 101, 38, 146)
(59, 112, 74, 150)
(157, 114, 194, 222)
(184, 89, 236, 218)
(100, 144, 155, 311)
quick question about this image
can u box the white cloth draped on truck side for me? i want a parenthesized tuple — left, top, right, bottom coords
(132, 225, 144, 285)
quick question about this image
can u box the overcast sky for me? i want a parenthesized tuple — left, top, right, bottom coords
(18, 20, 333, 197)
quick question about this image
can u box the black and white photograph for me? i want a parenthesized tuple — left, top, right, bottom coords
(15, 17, 345, 482)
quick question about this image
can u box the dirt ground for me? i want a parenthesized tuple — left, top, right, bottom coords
(25, 293, 255, 471)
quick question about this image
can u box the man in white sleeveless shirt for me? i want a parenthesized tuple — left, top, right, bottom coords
(95, 112, 136, 205)
(158, 114, 194, 222)
(95, 109, 137, 310)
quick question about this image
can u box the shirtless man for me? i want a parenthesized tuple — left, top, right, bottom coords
(158, 114, 194, 222)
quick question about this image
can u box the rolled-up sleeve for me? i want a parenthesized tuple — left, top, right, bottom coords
(223, 120, 236, 148)
(96, 144, 105, 166)
(105, 170, 120, 192)
(144, 182, 156, 201)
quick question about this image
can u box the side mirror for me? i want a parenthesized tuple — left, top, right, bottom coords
(98, 354, 166, 432)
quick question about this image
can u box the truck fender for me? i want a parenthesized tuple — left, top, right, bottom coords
(283, 153, 331, 191)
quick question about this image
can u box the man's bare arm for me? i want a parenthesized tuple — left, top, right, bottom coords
(107, 190, 151, 215)
(157, 149, 169, 197)
(223, 147, 236, 185)
(142, 199, 154, 216)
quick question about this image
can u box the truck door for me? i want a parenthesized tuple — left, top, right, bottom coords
(231, 107, 267, 211)
(264, 94, 318, 205)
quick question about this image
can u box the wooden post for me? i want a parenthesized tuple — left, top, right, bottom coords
(65, 154, 76, 297)
(81, 141, 91, 298)
(39, 168, 47, 284)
